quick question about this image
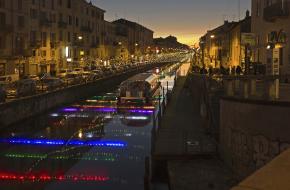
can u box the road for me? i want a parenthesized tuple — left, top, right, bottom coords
(0, 64, 179, 190)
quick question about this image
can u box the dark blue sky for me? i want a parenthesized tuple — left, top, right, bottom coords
(91, 0, 251, 45)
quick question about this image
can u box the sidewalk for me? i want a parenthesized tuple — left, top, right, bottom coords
(153, 76, 236, 190)
(154, 76, 215, 157)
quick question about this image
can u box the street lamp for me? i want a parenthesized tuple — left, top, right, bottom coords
(210, 35, 215, 39)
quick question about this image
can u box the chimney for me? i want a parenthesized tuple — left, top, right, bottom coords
(246, 10, 250, 18)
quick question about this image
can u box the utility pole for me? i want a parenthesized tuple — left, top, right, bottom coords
(238, 0, 241, 21)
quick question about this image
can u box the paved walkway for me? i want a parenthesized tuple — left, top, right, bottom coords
(153, 75, 236, 190)
(154, 76, 215, 156)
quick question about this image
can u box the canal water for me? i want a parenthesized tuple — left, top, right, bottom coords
(0, 71, 177, 190)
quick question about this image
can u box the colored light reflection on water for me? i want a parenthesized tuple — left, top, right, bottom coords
(0, 138, 127, 147)
(5, 153, 116, 162)
(0, 172, 109, 182)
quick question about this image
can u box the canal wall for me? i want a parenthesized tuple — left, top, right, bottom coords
(219, 97, 290, 180)
(0, 62, 171, 127)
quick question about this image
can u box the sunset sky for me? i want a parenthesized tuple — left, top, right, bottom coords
(91, 0, 251, 46)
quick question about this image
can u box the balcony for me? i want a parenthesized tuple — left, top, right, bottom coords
(264, 1, 289, 22)
(0, 24, 13, 33)
(58, 21, 67, 29)
(81, 26, 93, 33)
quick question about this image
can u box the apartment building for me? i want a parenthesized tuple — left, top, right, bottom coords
(113, 19, 154, 61)
(0, 0, 154, 77)
(252, 0, 290, 75)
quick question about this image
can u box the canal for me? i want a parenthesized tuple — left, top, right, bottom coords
(0, 66, 178, 190)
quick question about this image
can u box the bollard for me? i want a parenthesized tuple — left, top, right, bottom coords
(224, 79, 234, 96)
(250, 79, 257, 97)
(267, 78, 279, 100)
(242, 79, 249, 99)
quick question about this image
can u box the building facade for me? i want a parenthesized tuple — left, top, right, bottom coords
(113, 19, 154, 62)
(200, 20, 237, 69)
(252, 0, 290, 75)
(199, 12, 252, 71)
(0, 0, 154, 77)
(229, 12, 251, 68)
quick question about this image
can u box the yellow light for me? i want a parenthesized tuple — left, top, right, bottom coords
(66, 58, 72, 62)
(210, 35, 215, 39)
(78, 36, 83, 40)
(80, 51, 85, 56)
(78, 131, 83, 138)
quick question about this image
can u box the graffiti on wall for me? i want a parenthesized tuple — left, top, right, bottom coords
(223, 127, 290, 177)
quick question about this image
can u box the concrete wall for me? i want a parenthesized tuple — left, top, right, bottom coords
(0, 62, 171, 127)
(219, 97, 290, 180)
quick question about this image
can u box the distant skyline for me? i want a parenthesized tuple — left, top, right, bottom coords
(91, 0, 251, 45)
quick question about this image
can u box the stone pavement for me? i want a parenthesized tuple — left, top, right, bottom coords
(153, 76, 236, 190)
(154, 76, 216, 157)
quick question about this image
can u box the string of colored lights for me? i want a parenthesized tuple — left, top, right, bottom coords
(72, 104, 155, 110)
(61, 106, 154, 114)
(0, 172, 109, 182)
(0, 138, 127, 147)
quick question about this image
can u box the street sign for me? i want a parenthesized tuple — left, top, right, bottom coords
(241, 33, 256, 46)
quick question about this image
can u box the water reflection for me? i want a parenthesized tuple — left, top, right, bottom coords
(0, 92, 154, 190)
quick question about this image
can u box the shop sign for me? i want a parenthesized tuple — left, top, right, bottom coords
(268, 30, 287, 44)
(241, 33, 256, 46)
(266, 48, 279, 75)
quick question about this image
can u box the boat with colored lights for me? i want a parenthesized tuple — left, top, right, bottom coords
(117, 73, 160, 106)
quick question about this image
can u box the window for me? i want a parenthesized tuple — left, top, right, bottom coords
(279, 48, 284, 65)
(67, 32, 71, 42)
(59, 13, 63, 22)
(30, 9, 37, 19)
(0, 0, 5, 8)
(17, 16, 24, 28)
(42, 0, 45, 8)
(59, 30, 63, 41)
(41, 32, 47, 47)
(67, 0, 71, 8)
(0, 12, 5, 25)
(51, 0, 54, 9)
(50, 33, 56, 42)
(68, 15, 72, 25)
(30, 31, 37, 43)
(75, 17, 79, 27)
(0, 36, 5, 49)
(18, 0, 22, 10)
(41, 50, 46, 57)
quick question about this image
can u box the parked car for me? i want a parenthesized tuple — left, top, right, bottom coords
(62, 72, 83, 85)
(6, 79, 36, 98)
(38, 77, 64, 91)
(81, 71, 97, 82)
(0, 85, 6, 103)
(25, 74, 40, 81)
(58, 69, 72, 78)
(73, 68, 84, 74)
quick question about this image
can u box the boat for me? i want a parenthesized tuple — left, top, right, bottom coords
(117, 73, 160, 106)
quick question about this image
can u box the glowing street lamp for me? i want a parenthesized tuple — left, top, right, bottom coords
(210, 35, 215, 39)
